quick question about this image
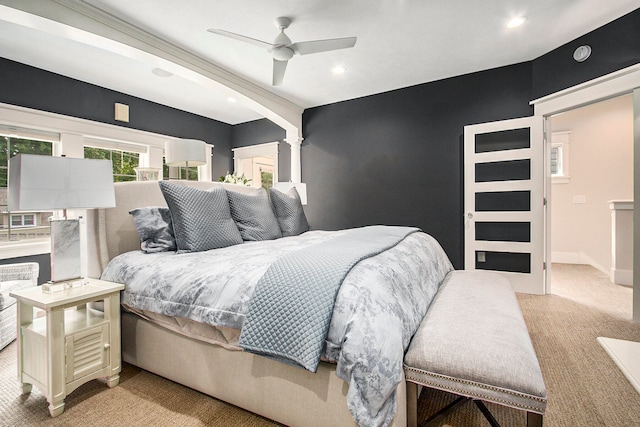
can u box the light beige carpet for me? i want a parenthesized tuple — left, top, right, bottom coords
(1, 263, 639, 426)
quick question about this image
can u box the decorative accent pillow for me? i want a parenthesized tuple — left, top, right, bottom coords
(158, 181, 243, 253)
(270, 187, 310, 237)
(227, 188, 282, 241)
(129, 207, 176, 253)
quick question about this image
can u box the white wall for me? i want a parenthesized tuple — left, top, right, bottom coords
(551, 94, 633, 275)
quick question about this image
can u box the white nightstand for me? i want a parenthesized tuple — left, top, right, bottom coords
(10, 279, 125, 417)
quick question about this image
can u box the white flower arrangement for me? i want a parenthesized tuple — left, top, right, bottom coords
(218, 171, 252, 186)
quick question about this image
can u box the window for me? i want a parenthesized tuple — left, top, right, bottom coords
(232, 142, 279, 190)
(84, 146, 139, 182)
(163, 157, 199, 181)
(550, 145, 563, 175)
(1, 133, 54, 242)
(11, 214, 36, 227)
(551, 131, 570, 184)
(0, 103, 206, 258)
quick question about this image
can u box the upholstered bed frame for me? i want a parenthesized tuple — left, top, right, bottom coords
(85, 181, 407, 427)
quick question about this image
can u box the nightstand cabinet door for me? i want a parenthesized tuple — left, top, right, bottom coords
(65, 324, 110, 383)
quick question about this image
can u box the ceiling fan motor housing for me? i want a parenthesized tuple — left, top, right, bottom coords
(272, 46, 294, 61)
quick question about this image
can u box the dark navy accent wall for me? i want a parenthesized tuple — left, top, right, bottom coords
(1, 8, 639, 273)
(532, 8, 640, 100)
(301, 63, 533, 268)
(0, 58, 233, 280)
(0, 58, 234, 177)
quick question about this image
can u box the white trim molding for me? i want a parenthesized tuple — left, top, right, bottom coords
(232, 142, 279, 185)
(0, 0, 303, 140)
(531, 64, 640, 116)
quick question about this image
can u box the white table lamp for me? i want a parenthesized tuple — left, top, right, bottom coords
(165, 138, 207, 180)
(8, 154, 115, 291)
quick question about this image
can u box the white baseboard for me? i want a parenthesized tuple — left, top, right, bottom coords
(551, 251, 610, 277)
(551, 251, 581, 264)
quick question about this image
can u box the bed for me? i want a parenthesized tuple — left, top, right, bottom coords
(85, 180, 453, 427)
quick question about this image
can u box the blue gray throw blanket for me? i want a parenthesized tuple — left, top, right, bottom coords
(239, 225, 419, 372)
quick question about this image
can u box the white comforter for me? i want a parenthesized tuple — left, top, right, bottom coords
(101, 229, 453, 427)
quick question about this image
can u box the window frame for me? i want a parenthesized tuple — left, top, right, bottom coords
(10, 214, 36, 228)
(232, 142, 279, 189)
(551, 131, 571, 184)
(0, 102, 212, 259)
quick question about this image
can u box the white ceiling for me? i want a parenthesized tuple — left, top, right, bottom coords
(0, 0, 638, 125)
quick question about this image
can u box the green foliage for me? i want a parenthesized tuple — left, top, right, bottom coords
(84, 146, 139, 182)
(0, 137, 53, 187)
(218, 171, 252, 186)
(261, 171, 273, 190)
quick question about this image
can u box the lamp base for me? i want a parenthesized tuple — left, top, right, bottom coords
(41, 278, 88, 293)
(50, 218, 82, 282)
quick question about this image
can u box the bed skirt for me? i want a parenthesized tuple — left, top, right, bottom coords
(121, 311, 407, 427)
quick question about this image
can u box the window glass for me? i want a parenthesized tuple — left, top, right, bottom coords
(550, 131, 570, 184)
(23, 214, 35, 226)
(550, 146, 562, 176)
(84, 146, 139, 182)
(162, 157, 198, 181)
(1, 136, 53, 242)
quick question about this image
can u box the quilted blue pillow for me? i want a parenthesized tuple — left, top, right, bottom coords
(270, 187, 309, 237)
(159, 181, 243, 253)
(227, 188, 282, 241)
(129, 206, 176, 253)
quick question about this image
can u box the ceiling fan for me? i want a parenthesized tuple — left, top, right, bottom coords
(208, 17, 357, 86)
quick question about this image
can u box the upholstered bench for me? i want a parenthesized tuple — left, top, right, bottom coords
(404, 270, 547, 427)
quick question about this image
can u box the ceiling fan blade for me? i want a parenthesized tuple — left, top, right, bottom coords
(207, 29, 273, 50)
(273, 59, 288, 86)
(291, 37, 357, 55)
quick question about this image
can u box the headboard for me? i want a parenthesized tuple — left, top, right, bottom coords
(85, 180, 257, 279)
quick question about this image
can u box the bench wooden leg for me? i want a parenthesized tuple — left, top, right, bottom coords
(406, 382, 418, 427)
(411, 384, 544, 427)
(527, 412, 543, 427)
(419, 396, 468, 427)
(474, 400, 500, 427)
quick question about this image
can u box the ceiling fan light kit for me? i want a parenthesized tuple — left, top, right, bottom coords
(208, 17, 357, 85)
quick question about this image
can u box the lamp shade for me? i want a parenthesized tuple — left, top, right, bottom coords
(165, 138, 207, 167)
(8, 154, 116, 211)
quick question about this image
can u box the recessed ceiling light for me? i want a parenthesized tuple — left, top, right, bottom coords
(332, 65, 346, 74)
(506, 16, 526, 29)
(151, 68, 173, 77)
(227, 97, 237, 103)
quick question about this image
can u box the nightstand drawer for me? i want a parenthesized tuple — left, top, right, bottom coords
(66, 324, 110, 383)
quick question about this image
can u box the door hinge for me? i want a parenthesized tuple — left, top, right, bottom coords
(543, 197, 547, 206)
(543, 262, 547, 270)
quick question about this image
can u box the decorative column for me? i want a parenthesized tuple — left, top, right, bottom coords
(285, 136, 303, 183)
(277, 132, 307, 204)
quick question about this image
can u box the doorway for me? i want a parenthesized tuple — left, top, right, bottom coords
(532, 64, 640, 322)
(548, 94, 634, 302)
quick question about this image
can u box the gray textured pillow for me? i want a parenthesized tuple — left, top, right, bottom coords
(227, 188, 282, 241)
(129, 206, 176, 253)
(270, 187, 310, 237)
(159, 181, 243, 253)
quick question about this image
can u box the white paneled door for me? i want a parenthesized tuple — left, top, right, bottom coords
(464, 117, 545, 294)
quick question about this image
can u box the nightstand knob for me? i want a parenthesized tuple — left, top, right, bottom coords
(104, 344, 111, 350)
